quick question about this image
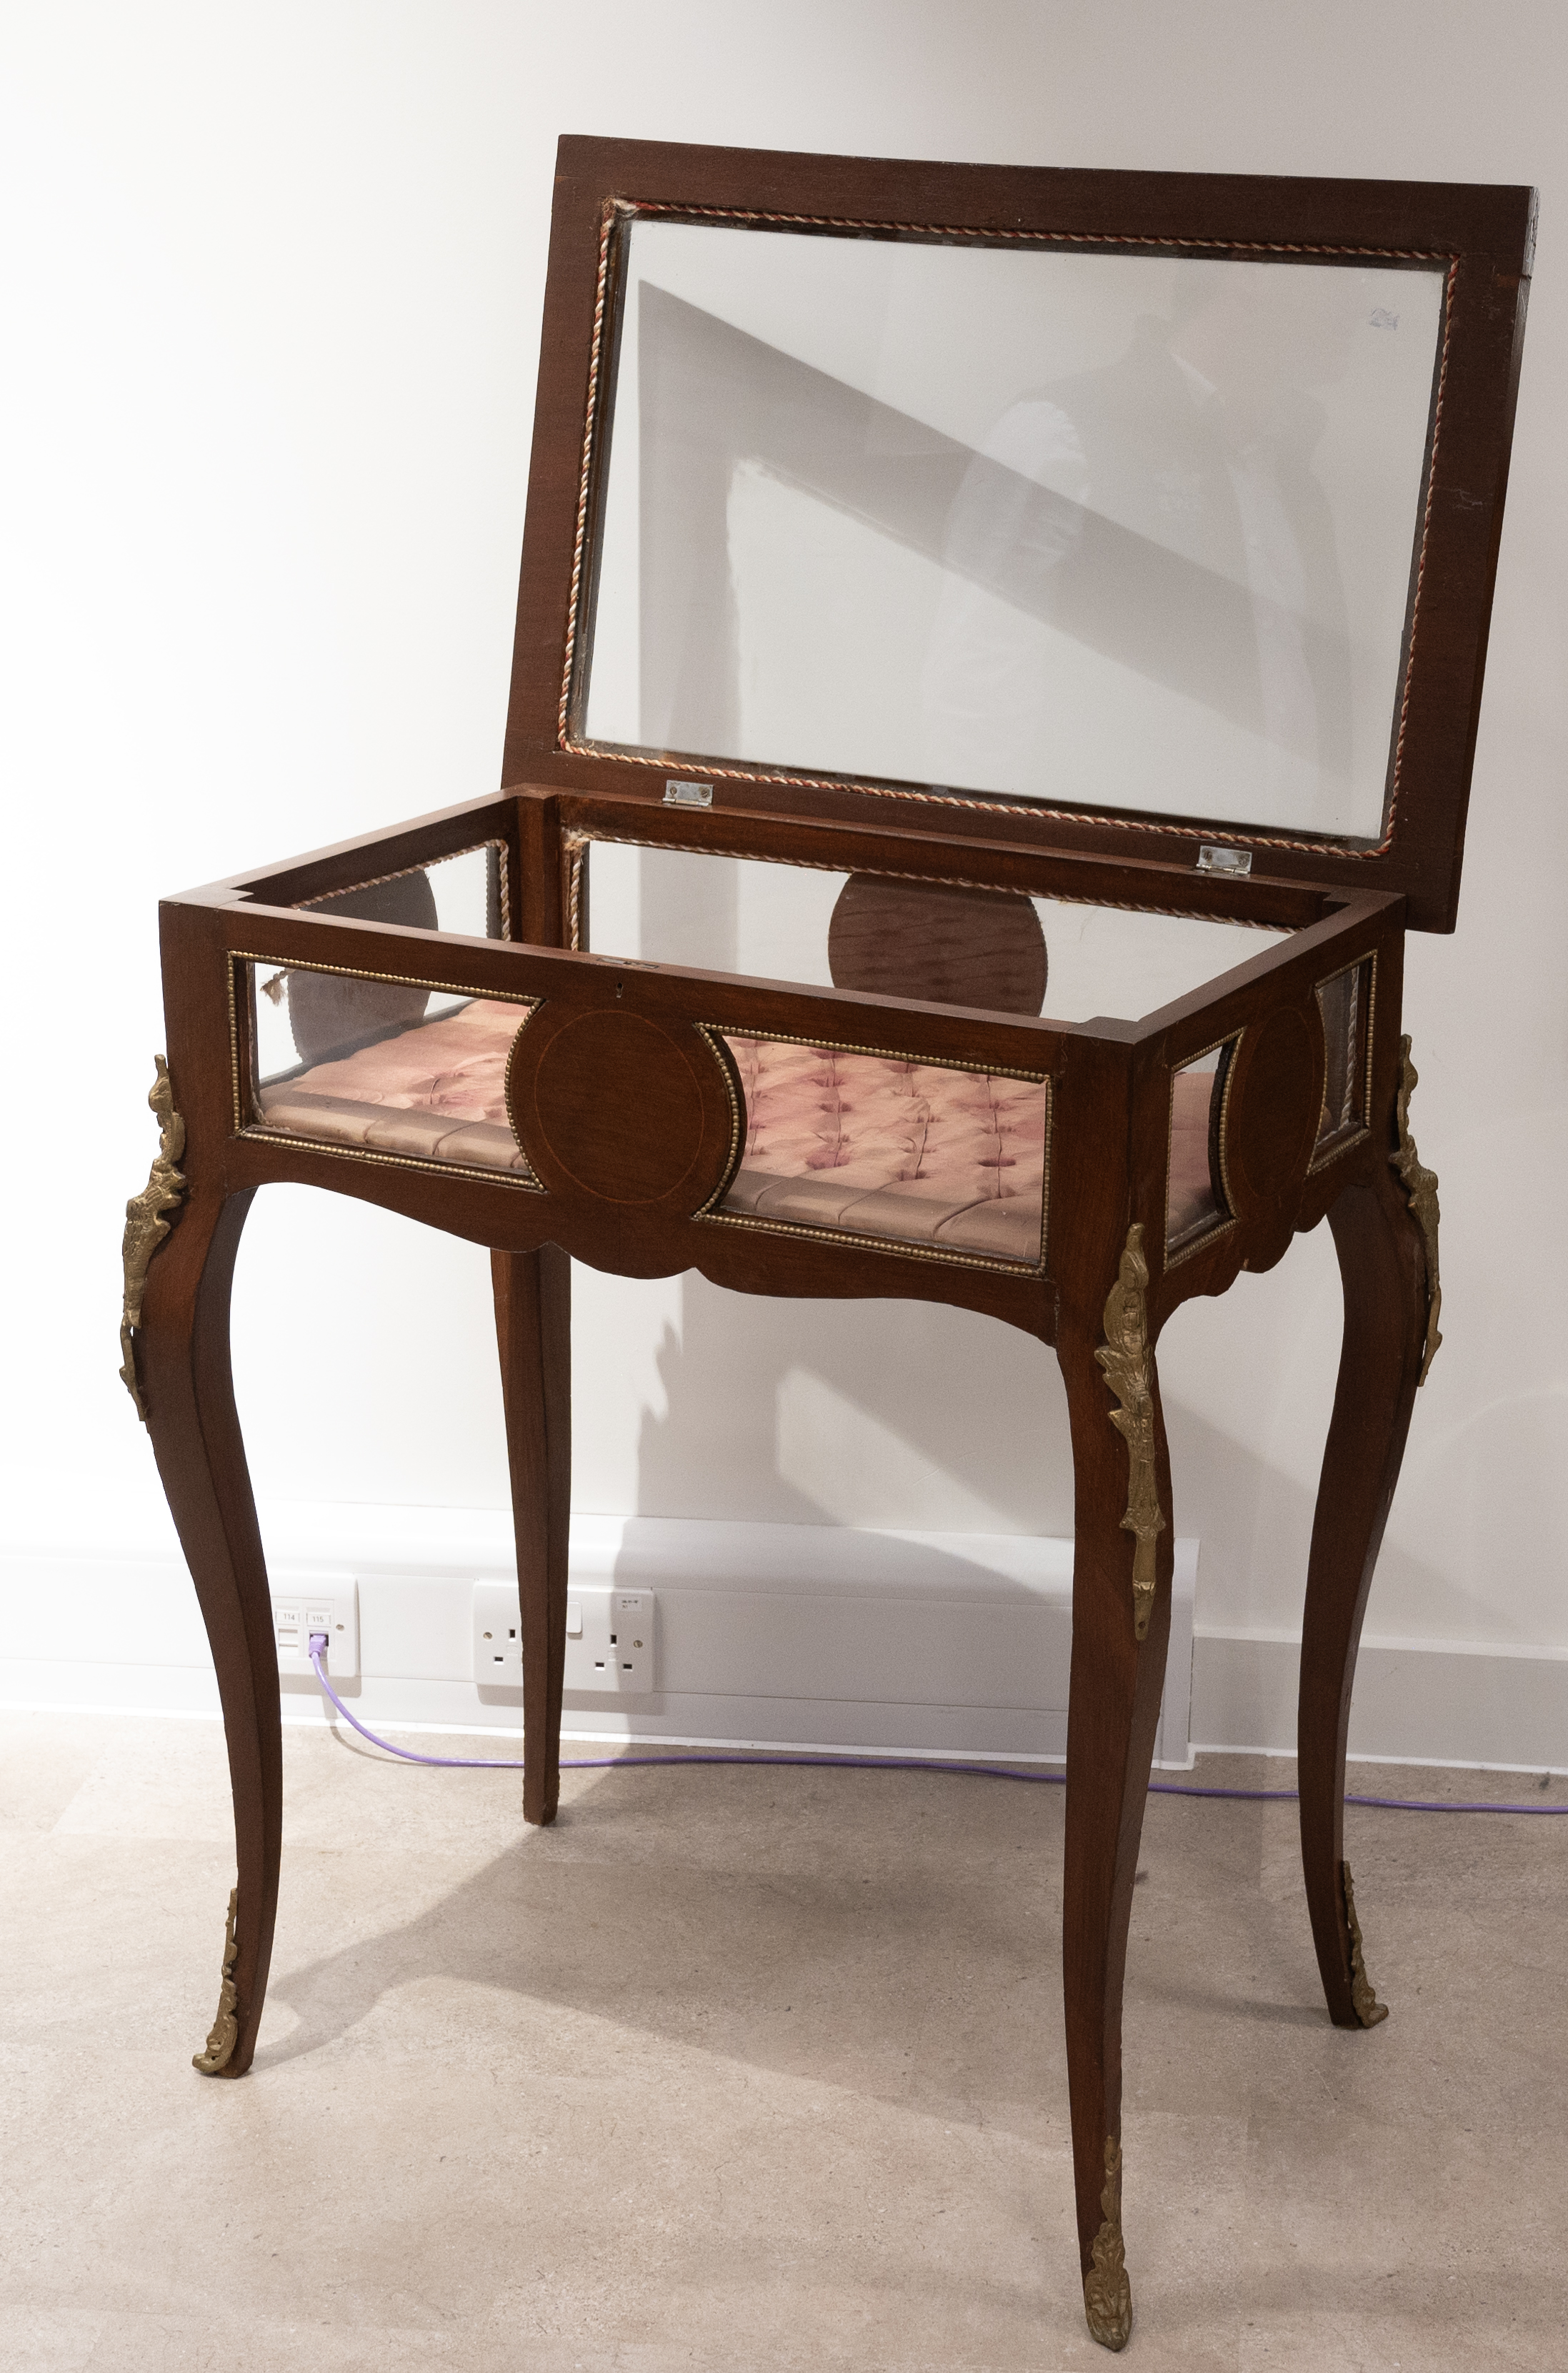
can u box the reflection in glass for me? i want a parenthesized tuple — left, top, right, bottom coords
(717, 1035, 1048, 1265)
(1314, 960, 1370, 1150)
(1167, 1040, 1234, 1253)
(582, 839, 843, 986)
(583, 220, 1444, 840)
(301, 841, 509, 937)
(243, 956, 535, 1178)
(584, 840, 1285, 1024)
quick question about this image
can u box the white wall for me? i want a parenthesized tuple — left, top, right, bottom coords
(2, 3, 1564, 1760)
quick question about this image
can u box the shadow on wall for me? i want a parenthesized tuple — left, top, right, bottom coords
(633, 1272, 1075, 1536)
(619, 835, 1067, 1534)
(621, 1241, 1471, 1645)
(1163, 1390, 1520, 1652)
(1157, 1220, 1513, 1648)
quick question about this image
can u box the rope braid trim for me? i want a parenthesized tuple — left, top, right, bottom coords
(560, 831, 1289, 957)
(295, 840, 514, 940)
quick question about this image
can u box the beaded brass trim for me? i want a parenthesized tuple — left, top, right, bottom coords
(231, 953, 536, 1008)
(1304, 1124, 1372, 1180)
(1390, 1033, 1442, 1385)
(690, 1025, 746, 1217)
(191, 1887, 241, 2074)
(1082, 2135, 1132, 2351)
(1095, 1224, 1167, 1642)
(236, 1127, 546, 1195)
(119, 1057, 189, 1421)
(696, 1203, 1046, 1280)
(701, 1021, 1050, 1089)
(226, 956, 244, 1132)
(1342, 1859, 1389, 2028)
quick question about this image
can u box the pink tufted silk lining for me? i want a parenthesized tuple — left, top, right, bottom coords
(254, 996, 1219, 1266)
(1167, 1065, 1224, 1246)
(719, 1034, 1047, 1261)
(256, 998, 536, 1175)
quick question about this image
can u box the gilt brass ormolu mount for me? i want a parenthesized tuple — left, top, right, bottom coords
(116, 1060, 240, 2074)
(1391, 1035, 1443, 1387)
(192, 1888, 241, 2074)
(1342, 1860, 1389, 2031)
(1082, 2135, 1134, 2352)
(119, 1055, 188, 1421)
(1078, 1235, 1160, 2353)
(1095, 1224, 1167, 1643)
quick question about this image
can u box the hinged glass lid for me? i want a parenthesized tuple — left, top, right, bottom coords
(574, 214, 1448, 846)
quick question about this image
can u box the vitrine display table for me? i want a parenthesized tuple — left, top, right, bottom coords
(123, 139, 1532, 2350)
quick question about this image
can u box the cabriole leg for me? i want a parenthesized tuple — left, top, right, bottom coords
(1058, 1225, 1174, 2352)
(136, 1183, 279, 2079)
(1299, 1160, 1429, 2029)
(491, 1246, 571, 1825)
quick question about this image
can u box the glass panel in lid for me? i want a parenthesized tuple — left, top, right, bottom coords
(579, 218, 1446, 844)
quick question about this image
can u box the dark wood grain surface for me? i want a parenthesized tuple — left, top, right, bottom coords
(493, 1247, 571, 1826)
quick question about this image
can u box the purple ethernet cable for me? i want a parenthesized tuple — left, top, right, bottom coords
(306, 1641, 1568, 1814)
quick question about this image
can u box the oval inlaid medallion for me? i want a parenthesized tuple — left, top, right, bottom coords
(523, 1009, 711, 1207)
(1230, 1006, 1320, 1203)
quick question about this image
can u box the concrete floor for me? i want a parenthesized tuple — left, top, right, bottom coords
(3, 1711, 1566, 2371)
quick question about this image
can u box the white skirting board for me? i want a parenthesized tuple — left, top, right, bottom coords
(0, 1504, 1194, 1768)
(3, 1503, 1565, 1771)
(1192, 1630, 1568, 1773)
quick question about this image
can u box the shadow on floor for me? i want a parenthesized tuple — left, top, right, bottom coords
(254, 1742, 1332, 2141)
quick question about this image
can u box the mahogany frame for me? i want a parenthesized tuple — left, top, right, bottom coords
(129, 136, 1534, 2357)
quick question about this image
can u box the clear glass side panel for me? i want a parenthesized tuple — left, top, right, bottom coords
(243, 960, 535, 1177)
(584, 840, 1286, 1023)
(1167, 1041, 1233, 1253)
(301, 842, 509, 940)
(1314, 960, 1369, 1149)
(718, 1036, 1048, 1265)
(585, 840, 843, 989)
(583, 219, 1446, 842)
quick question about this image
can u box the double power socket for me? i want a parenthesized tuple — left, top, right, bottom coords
(473, 1581, 654, 1693)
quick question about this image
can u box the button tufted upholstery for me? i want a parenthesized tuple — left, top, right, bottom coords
(719, 1034, 1048, 1260)
(254, 997, 1215, 1266)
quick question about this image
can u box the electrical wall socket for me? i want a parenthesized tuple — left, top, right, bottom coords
(272, 1576, 359, 1679)
(472, 1579, 523, 1686)
(565, 1586, 654, 1694)
(470, 1581, 656, 1693)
